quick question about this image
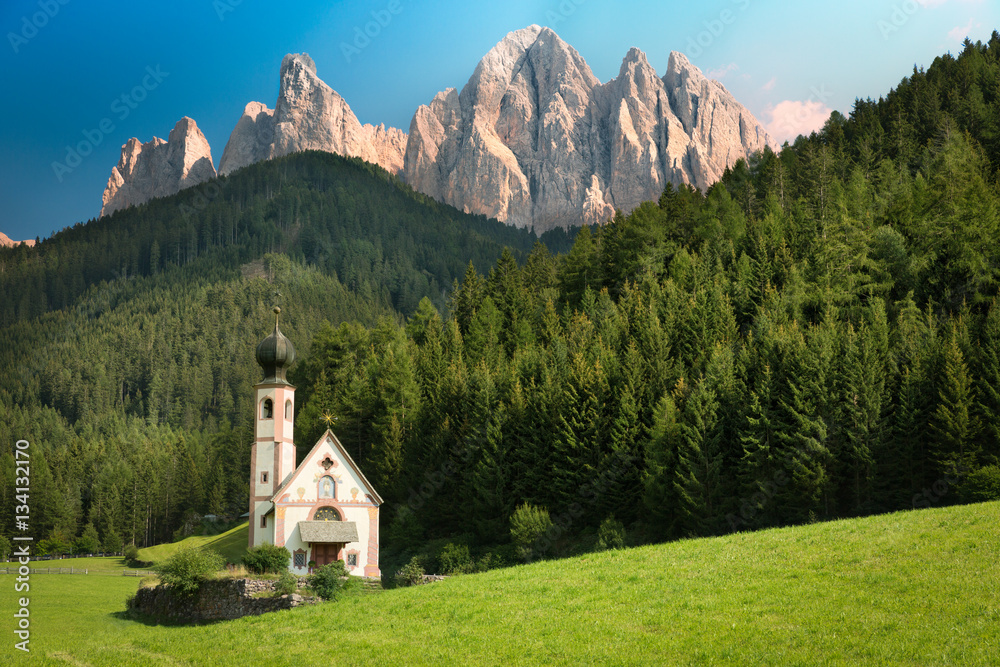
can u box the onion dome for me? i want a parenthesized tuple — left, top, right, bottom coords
(256, 306, 296, 384)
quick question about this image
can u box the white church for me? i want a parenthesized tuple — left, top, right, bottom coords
(248, 307, 381, 577)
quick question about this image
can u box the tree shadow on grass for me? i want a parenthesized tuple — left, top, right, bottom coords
(109, 609, 238, 627)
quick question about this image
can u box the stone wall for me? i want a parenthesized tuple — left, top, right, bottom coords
(127, 578, 316, 622)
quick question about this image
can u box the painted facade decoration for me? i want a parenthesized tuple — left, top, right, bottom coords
(248, 307, 382, 577)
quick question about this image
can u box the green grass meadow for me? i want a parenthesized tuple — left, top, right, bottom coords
(137, 523, 249, 565)
(2, 502, 998, 665)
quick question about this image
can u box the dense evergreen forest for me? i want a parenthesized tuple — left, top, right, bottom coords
(0, 152, 566, 551)
(292, 37, 1000, 568)
(4, 37, 1000, 564)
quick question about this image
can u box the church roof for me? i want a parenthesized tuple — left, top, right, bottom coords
(298, 520, 359, 544)
(270, 429, 384, 505)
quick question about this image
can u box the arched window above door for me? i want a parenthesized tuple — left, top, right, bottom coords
(314, 507, 340, 521)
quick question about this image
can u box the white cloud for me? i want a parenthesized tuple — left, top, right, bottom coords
(762, 76, 777, 91)
(948, 19, 976, 41)
(765, 100, 833, 144)
(706, 63, 738, 79)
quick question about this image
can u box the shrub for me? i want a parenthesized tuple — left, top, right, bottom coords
(438, 543, 473, 575)
(123, 544, 140, 565)
(310, 560, 348, 600)
(242, 543, 291, 574)
(38, 537, 70, 557)
(275, 570, 297, 596)
(155, 546, 224, 596)
(596, 516, 626, 551)
(0, 535, 11, 561)
(395, 556, 425, 587)
(959, 465, 1000, 503)
(510, 503, 554, 562)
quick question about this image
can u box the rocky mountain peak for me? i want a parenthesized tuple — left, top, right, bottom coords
(402, 26, 776, 233)
(97, 29, 774, 231)
(218, 52, 408, 177)
(282, 52, 317, 76)
(0, 231, 36, 248)
(100, 117, 216, 218)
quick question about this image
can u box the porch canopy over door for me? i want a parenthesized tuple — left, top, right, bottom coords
(299, 521, 360, 566)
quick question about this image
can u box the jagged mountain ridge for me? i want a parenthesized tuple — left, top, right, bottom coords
(100, 117, 217, 218)
(99, 26, 775, 232)
(217, 53, 407, 177)
(0, 231, 36, 247)
(403, 26, 776, 232)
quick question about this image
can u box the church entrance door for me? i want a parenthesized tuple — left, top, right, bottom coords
(313, 543, 343, 566)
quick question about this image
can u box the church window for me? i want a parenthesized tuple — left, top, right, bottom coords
(314, 507, 340, 521)
(285, 399, 293, 420)
(262, 398, 273, 419)
(261, 471, 268, 484)
(294, 552, 306, 568)
(347, 553, 358, 567)
(261, 515, 267, 528)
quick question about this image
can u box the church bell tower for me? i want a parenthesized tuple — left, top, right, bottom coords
(249, 306, 297, 547)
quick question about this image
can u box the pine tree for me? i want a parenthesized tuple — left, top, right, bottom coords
(736, 364, 780, 530)
(975, 299, 1000, 465)
(672, 376, 723, 536)
(596, 380, 641, 524)
(838, 308, 889, 515)
(930, 327, 981, 476)
(551, 353, 606, 516)
(771, 325, 833, 523)
(642, 392, 682, 539)
(451, 262, 485, 335)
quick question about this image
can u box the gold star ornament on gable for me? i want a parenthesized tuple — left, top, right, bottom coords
(321, 411, 338, 427)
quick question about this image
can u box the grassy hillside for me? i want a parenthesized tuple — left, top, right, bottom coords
(137, 522, 249, 565)
(2, 502, 997, 665)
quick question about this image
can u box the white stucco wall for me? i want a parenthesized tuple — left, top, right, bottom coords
(273, 433, 379, 577)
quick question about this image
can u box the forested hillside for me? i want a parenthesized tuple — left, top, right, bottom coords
(290, 38, 1000, 567)
(0, 151, 565, 551)
(4, 37, 1000, 563)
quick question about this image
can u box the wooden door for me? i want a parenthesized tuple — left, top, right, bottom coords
(313, 543, 343, 566)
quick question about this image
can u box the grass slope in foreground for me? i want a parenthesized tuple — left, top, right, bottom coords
(2, 502, 998, 665)
(137, 522, 249, 565)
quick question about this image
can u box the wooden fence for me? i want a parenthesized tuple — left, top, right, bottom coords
(0, 567, 155, 576)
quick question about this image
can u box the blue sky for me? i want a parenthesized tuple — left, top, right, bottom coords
(1, 0, 997, 243)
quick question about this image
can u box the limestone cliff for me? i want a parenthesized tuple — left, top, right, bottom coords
(218, 54, 407, 176)
(402, 26, 777, 232)
(100, 117, 216, 218)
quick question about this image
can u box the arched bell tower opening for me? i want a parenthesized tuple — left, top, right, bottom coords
(249, 305, 297, 548)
